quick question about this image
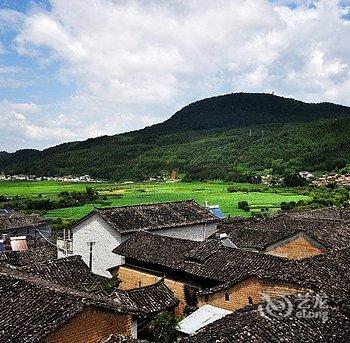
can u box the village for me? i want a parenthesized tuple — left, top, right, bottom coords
(0, 199, 349, 342)
(0, 173, 101, 183)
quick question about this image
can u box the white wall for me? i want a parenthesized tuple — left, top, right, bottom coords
(154, 223, 218, 241)
(71, 214, 124, 277)
(60, 215, 218, 276)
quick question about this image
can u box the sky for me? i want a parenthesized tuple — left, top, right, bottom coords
(0, 0, 350, 152)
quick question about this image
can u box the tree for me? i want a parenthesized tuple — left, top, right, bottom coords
(238, 201, 250, 212)
(151, 311, 179, 343)
(283, 173, 307, 187)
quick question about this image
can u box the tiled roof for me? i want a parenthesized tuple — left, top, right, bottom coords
(115, 231, 200, 270)
(288, 206, 350, 222)
(114, 232, 288, 289)
(218, 226, 297, 250)
(262, 246, 350, 314)
(0, 211, 48, 230)
(182, 293, 350, 343)
(0, 271, 142, 343)
(0, 241, 57, 266)
(218, 212, 350, 250)
(20, 255, 110, 293)
(125, 280, 179, 314)
(103, 334, 148, 343)
(94, 200, 218, 234)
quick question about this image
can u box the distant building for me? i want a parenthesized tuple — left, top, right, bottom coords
(299, 171, 315, 181)
(57, 200, 220, 276)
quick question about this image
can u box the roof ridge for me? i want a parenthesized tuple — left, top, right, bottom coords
(0, 270, 139, 314)
(96, 199, 197, 211)
(126, 278, 168, 293)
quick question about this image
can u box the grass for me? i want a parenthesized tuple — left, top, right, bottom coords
(0, 180, 311, 221)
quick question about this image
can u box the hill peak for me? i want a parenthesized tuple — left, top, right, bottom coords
(147, 92, 350, 133)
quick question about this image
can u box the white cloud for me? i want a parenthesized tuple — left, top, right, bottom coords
(0, 100, 78, 151)
(1, 0, 350, 151)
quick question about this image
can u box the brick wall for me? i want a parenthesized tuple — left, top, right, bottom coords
(117, 266, 188, 314)
(266, 236, 324, 260)
(198, 277, 309, 312)
(118, 266, 160, 290)
(198, 277, 263, 311)
(261, 281, 308, 299)
(46, 308, 132, 343)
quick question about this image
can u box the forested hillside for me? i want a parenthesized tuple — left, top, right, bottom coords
(1, 93, 350, 181)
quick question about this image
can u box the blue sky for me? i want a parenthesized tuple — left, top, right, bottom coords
(1, 0, 350, 152)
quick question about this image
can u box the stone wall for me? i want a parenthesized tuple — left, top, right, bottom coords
(46, 308, 132, 343)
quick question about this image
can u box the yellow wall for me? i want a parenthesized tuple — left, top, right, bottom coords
(46, 308, 132, 343)
(198, 277, 309, 312)
(266, 235, 324, 260)
(117, 266, 189, 314)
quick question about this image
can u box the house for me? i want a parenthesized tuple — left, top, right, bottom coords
(177, 304, 232, 336)
(0, 210, 52, 239)
(112, 231, 306, 313)
(0, 271, 143, 343)
(299, 171, 315, 181)
(123, 279, 179, 316)
(119, 279, 179, 339)
(57, 200, 220, 277)
(262, 245, 350, 315)
(0, 254, 179, 341)
(216, 210, 350, 259)
(182, 293, 350, 343)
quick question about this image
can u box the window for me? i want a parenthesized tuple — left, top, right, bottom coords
(224, 293, 230, 302)
(138, 281, 142, 288)
(248, 296, 253, 305)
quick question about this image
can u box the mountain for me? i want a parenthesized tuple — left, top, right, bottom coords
(146, 92, 350, 133)
(1, 92, 350, 181)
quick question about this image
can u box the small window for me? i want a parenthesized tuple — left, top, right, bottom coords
(248, 296, 253, 305)
(138, 281, 142, 288)
(224, 293, 230, 302)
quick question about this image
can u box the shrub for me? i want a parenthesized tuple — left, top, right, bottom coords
(227, 186, 237, 193)
(151, 311, 179, 343)
(238, 201, 250, 212)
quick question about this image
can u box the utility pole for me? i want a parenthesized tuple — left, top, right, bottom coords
(87, 241, 96, 271)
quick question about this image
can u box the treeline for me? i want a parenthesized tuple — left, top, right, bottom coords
(1, 187, 99, 211)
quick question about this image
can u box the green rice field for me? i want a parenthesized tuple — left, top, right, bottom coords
(0, 180, 311, 221)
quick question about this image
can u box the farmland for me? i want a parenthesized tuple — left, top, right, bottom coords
(0, 180, 310, 221)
